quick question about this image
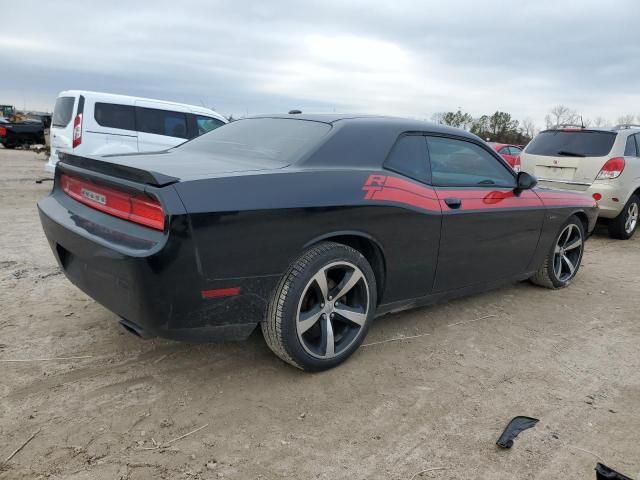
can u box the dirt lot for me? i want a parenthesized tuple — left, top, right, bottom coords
(0, 147, 638, 480)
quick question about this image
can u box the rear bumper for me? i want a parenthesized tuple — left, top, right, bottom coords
(538, 180, 626, 219)
(37, 192, 277, 342)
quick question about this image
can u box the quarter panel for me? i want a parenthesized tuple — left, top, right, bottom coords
(176, 170, 443, 304)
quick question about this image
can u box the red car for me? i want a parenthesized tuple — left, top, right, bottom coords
(488, 142, 522, 172)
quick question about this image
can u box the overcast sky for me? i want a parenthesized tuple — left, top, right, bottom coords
(3, 0, 640, 127)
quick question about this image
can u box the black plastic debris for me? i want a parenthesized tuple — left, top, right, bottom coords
(496, 416, 539, 448)
(596, 463, 633, 480)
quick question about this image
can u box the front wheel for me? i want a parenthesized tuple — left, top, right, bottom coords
(608, 194, 639, 240)
(262, 242, 377, 371)
(530, 215, 585, 289)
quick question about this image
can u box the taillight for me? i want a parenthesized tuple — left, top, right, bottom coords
(60, 174, 165, 230)
(512, 155, 521, 173)
(72, 113, 83, 148)
(0, 126, 6, 137)
(596, 157, 625, 180)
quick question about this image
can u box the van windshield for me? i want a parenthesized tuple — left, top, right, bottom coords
(52, 97, 75, 128)
(178, 118, 332, 164)
(525, 130, 616, 157)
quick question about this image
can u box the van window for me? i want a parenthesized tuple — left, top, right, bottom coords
(196, 115, 225, 135)
(94, 103, 136, 131)
(136, 108, 188, 139)
(52, 97, 75, 128)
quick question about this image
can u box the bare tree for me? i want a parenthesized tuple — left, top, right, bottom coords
(617, 114, 636, 126)
(430, 112, 445, 124)
(545, 105, 578, 128)
(521, 117, 537, 138)
(593, 116, 609, 128)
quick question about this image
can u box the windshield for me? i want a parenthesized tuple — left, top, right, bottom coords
(525, 130, 616, 157)
(178, 118, 332, 164)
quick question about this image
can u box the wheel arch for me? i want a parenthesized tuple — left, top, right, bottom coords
(303, 231, 387, 304)
(571, 210, 589, 233)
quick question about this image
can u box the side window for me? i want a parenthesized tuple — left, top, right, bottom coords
(427, 136, 516, 187)
(384, 135, 430, 183)
(635, 135, 640, 156)
(196, 115, 225, 135)
(508, 146, 522, 155)
(136, 107, 188, 139)
(624, 135, 637, 157)
(94, 103, 136, 131)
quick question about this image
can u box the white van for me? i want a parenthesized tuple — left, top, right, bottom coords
(46, 90, 227, 173)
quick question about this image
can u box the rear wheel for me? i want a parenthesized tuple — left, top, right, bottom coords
(608, 194, 639, 240)
(530, 215, 585, 289)
(262, 242, 376, 371)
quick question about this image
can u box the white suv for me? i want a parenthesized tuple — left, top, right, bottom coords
(520, 125, 640, 239)
(46, 90, 227, 173)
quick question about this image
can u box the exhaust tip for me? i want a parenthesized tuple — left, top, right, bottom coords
(119, 318, 155, 339)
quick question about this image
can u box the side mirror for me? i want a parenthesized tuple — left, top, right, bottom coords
(515, 171, 537, 192)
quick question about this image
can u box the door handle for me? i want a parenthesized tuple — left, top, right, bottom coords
(444, 198, 462, 209)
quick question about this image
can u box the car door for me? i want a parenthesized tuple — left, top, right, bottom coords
(135, 101, 190, 152)
(379, 134, 441, 299)
(428, 135, 545, 292)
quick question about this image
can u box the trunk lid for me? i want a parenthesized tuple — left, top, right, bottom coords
(98, 149, 288, 181)
(59, 148, 285, 187)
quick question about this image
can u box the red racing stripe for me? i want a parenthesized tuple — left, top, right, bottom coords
(362, 174, 596, 212)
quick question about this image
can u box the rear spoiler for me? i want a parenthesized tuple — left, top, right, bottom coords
(58, 153, 179, 187)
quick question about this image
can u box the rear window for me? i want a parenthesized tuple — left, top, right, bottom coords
(178, 118, 331, 164)
(525, 130, 616, 157)
(94, 103, 135, 131)
(137, 107, 188, 139)
(52, 97, 75, 128)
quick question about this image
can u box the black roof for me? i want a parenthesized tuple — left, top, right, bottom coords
(248, 113, 480, 142)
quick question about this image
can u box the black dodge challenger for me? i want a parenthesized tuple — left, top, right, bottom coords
(38, 114, 598, 371)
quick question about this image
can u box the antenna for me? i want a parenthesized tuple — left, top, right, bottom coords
(580, 116, 585, 129)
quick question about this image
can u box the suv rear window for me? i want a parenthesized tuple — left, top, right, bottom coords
(52, 97, 75, 128)
(525, 130, 616, 157)
(180, 118, 331, 164)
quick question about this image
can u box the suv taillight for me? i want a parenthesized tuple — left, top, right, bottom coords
(596, 157, 625, 180)
(72, 113, 83, 148)
(60, 174, 165, 230)
(0, 126, 6, 137)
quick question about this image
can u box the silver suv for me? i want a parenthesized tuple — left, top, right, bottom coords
(520, 125, 640, 239)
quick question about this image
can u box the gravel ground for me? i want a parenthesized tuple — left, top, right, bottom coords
(0, 147, 638, 480)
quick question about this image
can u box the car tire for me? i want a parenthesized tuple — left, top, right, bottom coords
(607, 194, 639, 240)
(262, 241, 377, 371)
(3, 144, 16, 149)
(530, 215, 585, 289)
